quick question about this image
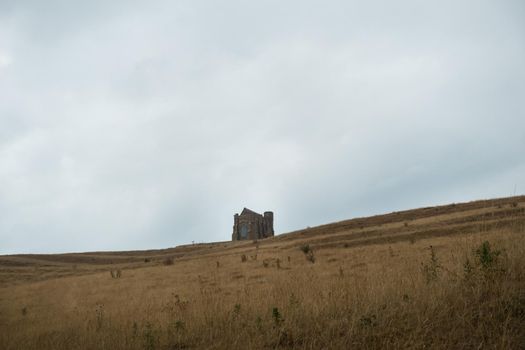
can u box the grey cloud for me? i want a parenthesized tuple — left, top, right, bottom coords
(0, 0, 524, 253)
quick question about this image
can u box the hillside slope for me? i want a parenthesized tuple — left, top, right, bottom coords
(1, 195, 524, 285)
(1, 195, 524, 349)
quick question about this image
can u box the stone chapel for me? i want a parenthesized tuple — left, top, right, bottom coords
(232, 208, 274, 241)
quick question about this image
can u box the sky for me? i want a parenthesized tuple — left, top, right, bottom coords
(0, 0, 524, 254)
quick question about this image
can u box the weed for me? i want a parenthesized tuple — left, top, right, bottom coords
(21, 307, 27, 316)
(241, 254, 247, 263)
(272, 307, 284, 327)
(300, 244, 311, 254)
(339, 266, 344, 277)
(289, 294, 299, 307)
(109, 270, 122, 279)
(233, 304, 241, 318)
(421, 245, 440, 283)
(216, 261, 220, 268)
(174, 320, 185, 331)
(276, 259, 281, 269)
(463, 258, 474, 280)
(143, 322, 156, 350)
(164, 257, 174, 266)
(132, 321, 138, 338)
(263, 260, 269, 268)
(359, 313, 377, 327)
(95, 304, 104, 331)
(144, 258, 151, 263)
(305, 250, 315, 263)
(300, 244, 315, 263)
(255, 316, 263, 331)
(475, 241, 500, 270)
(389, 246, 395, 257)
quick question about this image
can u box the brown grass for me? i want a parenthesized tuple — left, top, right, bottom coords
(0, 196, 524, 349)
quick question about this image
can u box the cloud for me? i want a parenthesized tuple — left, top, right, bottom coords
(0, 0, 524, 253)
(0, 53, 12, 67)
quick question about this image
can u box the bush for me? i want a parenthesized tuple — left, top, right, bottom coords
(475, 241, 501, 270)
(300, 244, 315, 263)
(163, 257, 174, 266)
(299, 244, 311, 254)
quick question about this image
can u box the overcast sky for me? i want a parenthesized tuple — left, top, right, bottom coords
(1, 0, 524, 254)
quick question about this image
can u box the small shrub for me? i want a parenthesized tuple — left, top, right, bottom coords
(300, 244, 311, 254)
(272, 307, 284, 327)
(475, 241, 501, 270)
(263, 260, 269, 268)
(241, 254, 247, 263)
(216, 261, 220, 268)
(276, 259, 281, 269)
(299, 244, 316, 263)
(163, 257, 174, 266)
(21, 307, 27, 316)
(144, 258, 151, 263)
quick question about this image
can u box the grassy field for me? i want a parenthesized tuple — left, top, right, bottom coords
(1, 196, 524, 349)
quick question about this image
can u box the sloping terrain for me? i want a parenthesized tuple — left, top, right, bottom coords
(1, 195, 524, 285)
(0, 195, 524, 349)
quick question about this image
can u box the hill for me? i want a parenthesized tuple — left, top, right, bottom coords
(0, 195, 524, 349)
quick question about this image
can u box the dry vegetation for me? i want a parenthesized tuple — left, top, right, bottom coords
(1, 196, 524, 349)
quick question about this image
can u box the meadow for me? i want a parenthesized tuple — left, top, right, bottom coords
(1, 196, 524, 349)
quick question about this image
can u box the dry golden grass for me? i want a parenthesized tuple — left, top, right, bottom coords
(0, 196, 524, 349)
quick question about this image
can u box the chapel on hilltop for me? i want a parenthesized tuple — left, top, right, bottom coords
(232, 208, 274, 241)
